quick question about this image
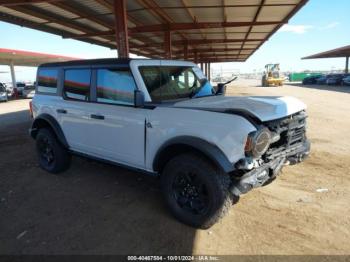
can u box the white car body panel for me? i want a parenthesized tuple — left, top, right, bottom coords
(146, 107, 256, 170)
(174, 95, 307, 122)
(80, 102, 148, 169)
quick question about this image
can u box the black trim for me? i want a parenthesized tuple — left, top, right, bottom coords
(153, 136, 234, 173)
(30, 114, 69, 148)
(70, 150, 157, 177)
(144, 119, 147, 165)
(90, 114, 105, 120)
(39, 58, 132, 68)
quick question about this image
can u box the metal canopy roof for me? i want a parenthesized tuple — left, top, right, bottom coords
(302, 45, 350, 59)
(0, 0, 308, 63)
(0, 48, 79, 66)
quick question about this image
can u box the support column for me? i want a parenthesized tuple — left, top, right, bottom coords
(346, 56, 349, 74)
(10, 61, 16, 90)
(208, 62, 211, 81)
(183, 43, 188, 60)
(164, 31, 172, 59)
(194, 51, 198, 64)
(200, 63, 203, 71)
(114, 0, 129, 58)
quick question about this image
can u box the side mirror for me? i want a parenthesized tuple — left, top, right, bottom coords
(134, 90, 145, 108)
(215, 83, 226, 95)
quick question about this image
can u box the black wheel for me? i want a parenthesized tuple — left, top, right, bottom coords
(161, 153, 238, 229)
(36, 128, 71, 174)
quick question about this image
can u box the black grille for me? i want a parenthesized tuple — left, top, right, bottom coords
(264, 111, 307, 160)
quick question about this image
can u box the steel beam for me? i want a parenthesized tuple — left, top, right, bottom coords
(0, 0, 62, 6)
(129, 21, 282, 33)
(173, 48, 254, 55)
(113, 0, 129, 58)
(128, 3, 298, 13)
(129, 39, 262, 49)
(238, 0, 265, 57)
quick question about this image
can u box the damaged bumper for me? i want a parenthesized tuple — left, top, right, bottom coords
(231, 139, 310, 196)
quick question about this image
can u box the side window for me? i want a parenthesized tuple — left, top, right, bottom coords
(96, 69, 135, 105)
(37, 68, 58, 94)
(64, 69, 91, 101)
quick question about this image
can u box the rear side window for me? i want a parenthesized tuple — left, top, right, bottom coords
(96, 69, 135, 105)
(64, 69, 91, 101)
(37, 68, 58, 94)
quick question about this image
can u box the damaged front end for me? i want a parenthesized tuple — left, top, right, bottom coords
(230, 111, 310, 196)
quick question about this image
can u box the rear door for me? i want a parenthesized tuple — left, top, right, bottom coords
(57, 68, 93, 153)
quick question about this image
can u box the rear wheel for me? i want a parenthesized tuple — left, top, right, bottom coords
(161, 153, 237, 229)
(262, 76, 268, 87)
(36, 128, 71, 174)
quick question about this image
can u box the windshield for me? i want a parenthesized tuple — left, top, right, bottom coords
(139, 66, 214, 102)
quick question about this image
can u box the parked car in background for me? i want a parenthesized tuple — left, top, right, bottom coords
(4, 83, 13, 96)
(16, 82, 26, 96)
(316, 75, 331, 85)
(302, 74, 323, 85)
(327, 74, 348, 85)
(22, 85, 36, 98)
(342, 75, 350, 86)
(0, 83, 8, 102)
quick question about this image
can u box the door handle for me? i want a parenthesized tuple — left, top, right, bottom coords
(90, 114, 105, 120)
(57, 109, 67, 114)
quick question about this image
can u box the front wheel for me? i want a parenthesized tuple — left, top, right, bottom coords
(36, 128, 71, 174)
(161, 153, 237, 229)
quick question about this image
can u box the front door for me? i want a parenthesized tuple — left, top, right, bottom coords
(86, 68, 147, 169)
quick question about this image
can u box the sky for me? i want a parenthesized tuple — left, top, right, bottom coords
(0, 0, 350, 82)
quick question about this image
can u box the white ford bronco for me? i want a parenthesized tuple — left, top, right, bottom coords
(30, 59, 310, 229)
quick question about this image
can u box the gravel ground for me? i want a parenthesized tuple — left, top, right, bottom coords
(0, 81, 349, 255)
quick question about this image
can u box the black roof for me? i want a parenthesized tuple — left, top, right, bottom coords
(39, 58, 136, 68)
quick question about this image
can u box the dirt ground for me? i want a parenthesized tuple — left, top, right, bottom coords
(0, 81, 349, 255)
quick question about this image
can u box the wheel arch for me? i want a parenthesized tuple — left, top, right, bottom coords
(153, 136, 234, 174)
(30, 114, 68, 148)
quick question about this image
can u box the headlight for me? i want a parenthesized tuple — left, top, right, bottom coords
(245, 128, 271, 158)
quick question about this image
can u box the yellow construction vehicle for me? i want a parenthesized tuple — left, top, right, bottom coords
(261, 64, 284, 87)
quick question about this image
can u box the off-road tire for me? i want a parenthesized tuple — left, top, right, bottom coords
(161, 153, 238, 229)
(36, 128, 71, 174)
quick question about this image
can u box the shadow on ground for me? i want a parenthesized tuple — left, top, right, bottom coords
(0, 109, 30, 128)
(0, 111, 196, 255)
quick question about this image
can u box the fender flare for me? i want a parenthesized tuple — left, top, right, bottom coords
(30, 114, 69, 148)
(153, 136, 234, 173)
